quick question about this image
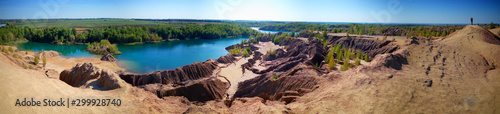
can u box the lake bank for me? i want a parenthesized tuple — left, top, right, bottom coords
(15, 37, 250, 74)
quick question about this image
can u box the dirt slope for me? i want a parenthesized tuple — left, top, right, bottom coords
(284, 25, 500, 113)
(0, 53, 189, 113)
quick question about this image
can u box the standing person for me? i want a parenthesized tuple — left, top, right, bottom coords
(470, 17, 473, 25)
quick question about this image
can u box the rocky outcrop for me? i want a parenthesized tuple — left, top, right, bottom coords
(234, 66, 320, 101)
(60, 62, 125, 90)
(97, 71, 123, 89)
(216, 54, 236, 64)
(100, 54, 116, 62)
(140, 77, 229, 102)
(259, 39, 326, 74)
(262, 49, 285, 61)
(60, 63, 102, 87)
(119, 59, 230, 102)
(36, 51, 60, 58)
(242, 51, 263, 73)
(119, 59, 218, 86)
(370, 49, 409, 70)
(333, 37, 400, 59)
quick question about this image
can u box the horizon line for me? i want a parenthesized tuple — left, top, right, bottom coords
(0, 18, 489, 25)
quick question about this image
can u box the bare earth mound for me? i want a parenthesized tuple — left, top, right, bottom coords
(285, 25, 500, 113)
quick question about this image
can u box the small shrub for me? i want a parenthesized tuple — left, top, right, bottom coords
(383, 36, 387, 40)
(43, 57, 47, 67)
(356, 50, 362, 59)
(267, 49, 276, 55)
(242, 49, 249, 57)
(13, 53, 22, 59)
(108, 44, 121, 54)
(34, 57, 39, 65)
(23, 65, 27, 69)
(340, 58, 350, 71)
(355, 59, 360, 66)
(314, 63, 319, 69)
(334, 44, 341, 53)
(337, 50, 343, 61)
(246, 47, 251, 52)
(340, 65, 348, 71)
(392, 38, 395, 41)
(359, 52, 364, 60)
(29, 65, 33, 69)
(25, 51, 28, 55)
(273, 74, 278, 80)
(230, 45, 241, 55)
(364, 54, 369, 62)
(8, 47, 13, 52)
(325, 47, 334, 63)
(328, 56, 336, 70)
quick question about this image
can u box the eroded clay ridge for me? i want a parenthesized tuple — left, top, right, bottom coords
(60, 62, 126, 90)
(119, 59, 219, 86)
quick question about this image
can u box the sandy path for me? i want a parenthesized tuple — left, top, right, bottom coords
(218, 56, 259, 98)
(219, 41, 281, 98)
(254, 41, 281, 55)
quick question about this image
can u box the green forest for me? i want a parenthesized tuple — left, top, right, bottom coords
(0, 23, 258, 45)
(260, 22, 472, 38)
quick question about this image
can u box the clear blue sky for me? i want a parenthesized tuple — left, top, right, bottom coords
(1, 0, 499, 24)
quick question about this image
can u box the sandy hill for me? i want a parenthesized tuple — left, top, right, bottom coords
(0, 53, 189, 113)
(490, 27, 500, 37)
(285, 25, 500, 113)
(442, 25, 500, 67)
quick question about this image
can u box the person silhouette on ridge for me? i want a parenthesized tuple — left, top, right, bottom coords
(470, 17, 473, 25)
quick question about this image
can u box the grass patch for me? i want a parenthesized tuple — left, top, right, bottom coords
(230, 45, 241, 55)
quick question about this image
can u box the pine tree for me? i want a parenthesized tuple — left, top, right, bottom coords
(328, 55, 336, 70)
(42, 57, 47, 67)
(356, 50, 362, 59)
(364, 54, 369, 62)
(355, 59, 360, 66)
(325, 47, 334, 63)
(337, 51, 343, 61)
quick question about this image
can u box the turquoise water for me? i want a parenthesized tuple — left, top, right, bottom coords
(251, 27, 300, 34)
(16, 42, 97, 58)
(16, 37, 249, 74)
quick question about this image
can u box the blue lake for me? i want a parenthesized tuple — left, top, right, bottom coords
(251, 27, 300, 34)
(16, 37, 249, 74)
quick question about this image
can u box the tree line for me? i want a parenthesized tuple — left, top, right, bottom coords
(0, 23, 258, 44)
(259, 22, 473, 38)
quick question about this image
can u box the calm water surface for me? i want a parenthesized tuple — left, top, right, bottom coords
(16, 37, 249, 74)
